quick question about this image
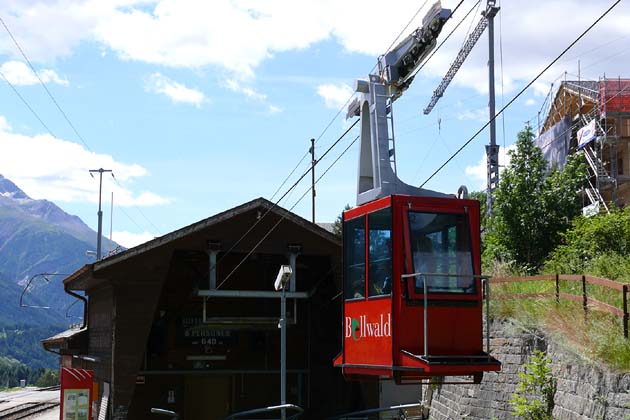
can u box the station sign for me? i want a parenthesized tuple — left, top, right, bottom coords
(60, 367, 94, 420)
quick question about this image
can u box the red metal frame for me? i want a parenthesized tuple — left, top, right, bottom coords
(334, 194, 500, 384)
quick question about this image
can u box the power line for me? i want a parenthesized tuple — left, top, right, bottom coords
(213, 1, 459, 283)
(412, 0, 479, 78)
(0, 69, 57, 137)
(212, 118, 360, 280)
(0, 15, 163, 237)
(382, 0, 431, 57)
(0, 15, 93, 153)
(419, 0, 621, 188)
(217, 134, 360, 289)
(111, 175, 162, 235)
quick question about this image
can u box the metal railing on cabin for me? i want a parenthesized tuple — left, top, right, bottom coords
(327, 402, 424, 420)
(224, 404, 303, 420)
(399, 273, 493, 357)
(491, 274, 629, 339)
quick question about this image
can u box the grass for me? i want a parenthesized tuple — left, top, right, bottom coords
(489, 276, 630, 371)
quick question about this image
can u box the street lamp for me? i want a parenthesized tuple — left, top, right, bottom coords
(275, 265, 292, 420)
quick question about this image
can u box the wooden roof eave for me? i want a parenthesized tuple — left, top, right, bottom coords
(92, 197, 341, 273)
(63, 264, 108, 291)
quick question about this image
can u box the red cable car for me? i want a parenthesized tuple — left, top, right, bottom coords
(333, 194, 500, 384)
(332, 1, 500, 384)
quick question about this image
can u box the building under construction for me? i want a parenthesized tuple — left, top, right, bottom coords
(536, 76, 630, 213)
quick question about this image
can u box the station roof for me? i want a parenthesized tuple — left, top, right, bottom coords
(64, 197, 341, 291)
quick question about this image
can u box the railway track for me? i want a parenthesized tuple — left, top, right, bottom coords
(0, 402, 59, 420)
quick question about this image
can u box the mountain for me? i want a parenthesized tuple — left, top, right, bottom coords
(0, 174, 123, 370)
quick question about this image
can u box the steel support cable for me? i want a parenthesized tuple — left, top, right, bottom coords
(214, 2, 456, 279)
(0, 15, 161, 237)
(268, 1, 434, 204)
(212, 118, 359, 282)
(279, 0, 466, 198)
(382, 0, 431, 57)
(411, 0, 479, 78)
(217, 134, 360, 289)
(0, 15, 92, 153)
(0, 69, 57, 137)
(110, 176, 162, 235)
(419, 0, 621, 188)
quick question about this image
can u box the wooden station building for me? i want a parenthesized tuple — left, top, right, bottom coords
(43, 198, 377, 419)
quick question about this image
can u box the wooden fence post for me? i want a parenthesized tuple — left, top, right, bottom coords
(582, 275, 588, 320)
(623, 284, 628, 339)
(555, 274, 560, 304)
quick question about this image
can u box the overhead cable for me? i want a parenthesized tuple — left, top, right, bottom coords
(419, 0, 621, 188)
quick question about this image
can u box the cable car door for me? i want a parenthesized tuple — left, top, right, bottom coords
(399, 199, 483, 358)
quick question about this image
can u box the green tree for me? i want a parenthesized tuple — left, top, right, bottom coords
(332, 204, 352, 239)
(35, 368, 59, 387)
(486, 126, 588, 273)
(510, 350, 556, 420)
(545, 207, 630, 278)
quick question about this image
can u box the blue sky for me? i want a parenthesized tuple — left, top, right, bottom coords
(0, 0, 629, 247)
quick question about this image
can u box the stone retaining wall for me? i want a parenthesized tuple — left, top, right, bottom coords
(428, 321, 630, 420)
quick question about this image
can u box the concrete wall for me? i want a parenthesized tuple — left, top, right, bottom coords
(428, 320, 630, 420)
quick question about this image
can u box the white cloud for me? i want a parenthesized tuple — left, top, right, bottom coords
(457, 107, 488, 123)
(224, 78, 281, 113)
(0, 117, 170, 207)
(0, 61, 68, 86)
(112, 230, 156, 248)
(0, 116, 11, 132)
(145, 72, 206, 106)
(525, 98, 536, 106)
(1, 1, 629, 96)
(225, 78, 266, 101)
(465, 144, 516, 190)
(317, 83, 354, 109)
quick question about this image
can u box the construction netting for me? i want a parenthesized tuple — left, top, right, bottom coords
(599, 79, 630, 114)
(534, 116, 571, 169)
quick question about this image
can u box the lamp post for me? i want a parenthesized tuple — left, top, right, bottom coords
(275, 265, 292, 420)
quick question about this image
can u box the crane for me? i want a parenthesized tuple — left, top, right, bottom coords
(423, 0, 501, 216)
(423, 1, 499, 115)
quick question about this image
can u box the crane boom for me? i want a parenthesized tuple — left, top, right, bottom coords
(423, 4, 499, 114)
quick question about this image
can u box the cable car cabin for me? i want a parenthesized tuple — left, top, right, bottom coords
(333, 194, 500, 384)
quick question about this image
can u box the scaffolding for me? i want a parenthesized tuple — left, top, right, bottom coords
(536, 76, 630, 213)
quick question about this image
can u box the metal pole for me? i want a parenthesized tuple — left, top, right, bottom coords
(310, 138, 316, 223)
(484, 278, 490, 354)
(423, 276, 428, 357)
(623, 285, 628, 339)
(281, 286, 287, 420)
(97, 172, 103, 259)
(485, 1, 499, 219)
(89, 168, 112, 260)
(109, 191, 114, 254)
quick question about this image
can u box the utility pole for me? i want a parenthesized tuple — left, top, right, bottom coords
(485, 0, 500, 219)
(309, 138, 316, 223)
(89, 168, 112, 260)
(109, 191, 114, 254)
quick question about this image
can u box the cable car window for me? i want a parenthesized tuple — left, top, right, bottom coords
(408, 211, 475, 294)
(344, 216, 366, 300)
(368, 208, 392, 297)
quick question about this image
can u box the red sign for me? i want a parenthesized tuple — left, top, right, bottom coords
(60, 367, 94, 420)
